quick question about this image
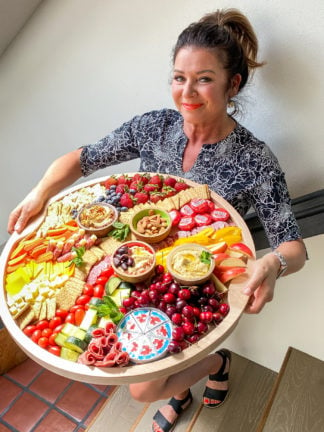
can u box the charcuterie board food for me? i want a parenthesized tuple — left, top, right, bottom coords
(0, 173, 255, 384)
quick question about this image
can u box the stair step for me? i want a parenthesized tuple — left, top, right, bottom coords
(258, 347, 324, 432)
(87, 351, 277, 432)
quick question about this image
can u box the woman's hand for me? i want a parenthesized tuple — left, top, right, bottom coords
(7, 188, 47, 234)
(242, 254, 279, 314)
(243, 240, 306, 314)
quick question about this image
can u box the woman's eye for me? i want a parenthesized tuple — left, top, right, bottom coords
(199, 76, 212, 83)
(173, 75, 185, 83)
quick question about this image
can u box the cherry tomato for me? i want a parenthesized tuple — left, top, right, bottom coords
(31, 329, 42, 343)
(23, 325, 37, 337)
(38, 337, 49, 348)
(100, 267, 114, 278)
(96, 276, 108, 285)
(74, 308, 86, 326)
(93, 284, 104, 298)
(53, 323, 65, 334)
(42, 328, 53, 338)
(70, 304, 85, 313)
(65, 313, 75, 324)
(48, 346, 61, 356)
(49, 316, 62, 329)
(83, 283, 94, 296)
(36, 320, 49, 330)
(76, 294, 91, 306)
(55, 309, 68, 319)
(49, 333, 59, 346)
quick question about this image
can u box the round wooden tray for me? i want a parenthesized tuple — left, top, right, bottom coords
(0, 174, 255, 384)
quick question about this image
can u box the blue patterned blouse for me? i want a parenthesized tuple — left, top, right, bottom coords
(80, 109, 301, 249)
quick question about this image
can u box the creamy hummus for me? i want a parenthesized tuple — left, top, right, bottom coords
(171, 249, 211, 278)
(79, 204, 114, 229)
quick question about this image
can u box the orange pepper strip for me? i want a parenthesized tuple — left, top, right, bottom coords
(23, 238, 44, 252)
(30, 245, 49, 259)
(8, 253, 28, 266)
(6, 263, 25, 274)
(36, 251, 54, 263)
(46, 227, 68, 237)
(10, 242, 26, 260)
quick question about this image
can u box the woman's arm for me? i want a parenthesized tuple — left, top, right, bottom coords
(8, 148, 83, 234)
(243, 239, 306, 314)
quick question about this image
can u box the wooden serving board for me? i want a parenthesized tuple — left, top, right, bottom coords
(0, 174, 255, 384)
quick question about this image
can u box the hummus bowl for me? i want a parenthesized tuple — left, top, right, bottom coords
(111, 240, 156, 283)
(77, 202, 118, 237)
(166, 243, 215, 286)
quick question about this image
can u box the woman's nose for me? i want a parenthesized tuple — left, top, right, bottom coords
(183, 81, 197, 97)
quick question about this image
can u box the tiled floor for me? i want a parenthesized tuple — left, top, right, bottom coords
(0, 358, 116, 432)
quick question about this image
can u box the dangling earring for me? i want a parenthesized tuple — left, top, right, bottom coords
(227, 99, 236, 115)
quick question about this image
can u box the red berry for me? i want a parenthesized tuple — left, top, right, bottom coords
(199, 311, 213, 323)
(182, 321, 195, 336)
(163, 292, 176, 304)
(168, 340, 182, 354)
(163, 176, 177, 187)
(219, 303, 230, 316)
(120, 193, 135, 208)
(172, 326, 185, 341)
(174, 181, 190, 192)
(171, 313, 183, 325)
(134, 191, 149, 204)
(155, 265, 165, 275)
(178, 288, 191, 301)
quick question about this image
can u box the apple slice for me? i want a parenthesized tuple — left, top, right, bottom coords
(216, 257, 247, 272)
(212, 253, 230, 264)
(229, 242, 254, 258)
(216, 267, 246, 284)
(211, 274, 228, 294)
(227, 249, 247, 260)
(207, 241, 227, 254)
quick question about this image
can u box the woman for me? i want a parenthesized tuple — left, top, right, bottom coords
(8, 8, 306, 432)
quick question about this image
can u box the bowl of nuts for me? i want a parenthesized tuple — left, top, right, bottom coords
(130, 208, 172, 244)
(111, 241, 156, 283)
(77, 203, 118, 237)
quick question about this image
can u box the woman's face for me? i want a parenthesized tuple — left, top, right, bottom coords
(171, 47, 240, 124)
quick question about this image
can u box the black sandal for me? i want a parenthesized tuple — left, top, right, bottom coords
(152, 389, 193, 432)
(203, 349, 231, 408)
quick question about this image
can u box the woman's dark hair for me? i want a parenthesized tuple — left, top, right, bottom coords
(173, 8, 265, 92)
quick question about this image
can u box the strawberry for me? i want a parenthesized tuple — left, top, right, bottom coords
(174, 180, 190, 192)
(162, 186, 176, 198)
(134, 191, 149, 204)
(149, 174, 163, 189)
(104, 176, 118, 189)
(117, 174, 131, 186)
(120, 193, 135, 208)
(116, 184, 129, 194)
(144, 183, 159, 193)
(163, 176, 177, 188)
(129, 180, 144, 191)
(132, 173, 150, 185)
(149, 192, 165, 203)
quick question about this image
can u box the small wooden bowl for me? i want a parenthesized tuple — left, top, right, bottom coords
(166, 243, 215, 286)
(130, 208, 172, 244)
(77, 203, 118, 238)
(111, 241, 156, 283)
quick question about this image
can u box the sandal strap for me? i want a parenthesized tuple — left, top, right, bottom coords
(168, 389, 193, 415)
(152, 389, 192, 432)
(203, 386, 228, 401)
(152, 410, 172, 432)
(209, 349, 231, 382)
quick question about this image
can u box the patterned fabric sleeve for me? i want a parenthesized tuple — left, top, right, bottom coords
(247, 149, 302, 250)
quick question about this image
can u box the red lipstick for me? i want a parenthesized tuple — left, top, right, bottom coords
(182, 103, 203, 110)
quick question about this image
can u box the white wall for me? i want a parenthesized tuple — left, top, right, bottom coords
(0, 0, 323, 245)
(0, 0, 323, 371)
(224, 234, 324, 371)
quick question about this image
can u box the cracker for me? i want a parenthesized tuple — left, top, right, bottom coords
(91, 246, 105, 261)
(82, 250, 98, 267)
(99, 237, 121, 256)
(46, 298, 56, 320)
(73, 267, 87, 281)
(16, 307, 35, 330)
(32, 301, 42, 319)
(39, 301, 47, 321)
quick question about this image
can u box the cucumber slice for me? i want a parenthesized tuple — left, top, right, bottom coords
(79, 308, 98, 331)
(61, 323, 86, 340)
(60, 347, 80, 362)
(105, 276, 122, 295)
(98, 316, 114, 328)
(55, 332, 68, 347)
(119, 281, 135, 290)
(109, 288, 130, 307)
(89, 297, 103, 308)
(84, 325, 98, 344)
(64, 336, 87, 353)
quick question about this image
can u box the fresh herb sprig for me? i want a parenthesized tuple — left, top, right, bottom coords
(70, 246, 86, 267)
(108, 222, 130, 241)
(94, 296, 124, 324)
(200, 250, 212, 265)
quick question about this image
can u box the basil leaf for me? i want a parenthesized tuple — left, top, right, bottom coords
(200, 250, 212, 264)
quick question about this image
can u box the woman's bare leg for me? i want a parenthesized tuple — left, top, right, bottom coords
(129, 351, 230, 430)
